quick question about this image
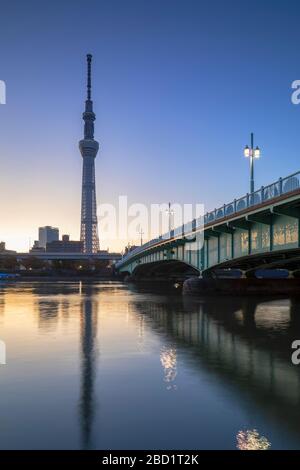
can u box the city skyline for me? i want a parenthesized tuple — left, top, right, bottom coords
(2, 0, 300, 252)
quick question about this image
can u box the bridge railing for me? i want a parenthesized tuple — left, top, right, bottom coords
(203, 171, 300, 223)
(117, 170, 300, 267)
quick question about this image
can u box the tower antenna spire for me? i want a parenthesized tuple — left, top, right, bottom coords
(87, 53, 92, 101)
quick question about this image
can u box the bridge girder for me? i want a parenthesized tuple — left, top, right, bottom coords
(211, 224, 235, 234)
(246, 211, 273, 225)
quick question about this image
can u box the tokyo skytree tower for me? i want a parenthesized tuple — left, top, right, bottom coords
(79, 54, 100, 253)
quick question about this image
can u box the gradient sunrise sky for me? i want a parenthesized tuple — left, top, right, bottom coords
(1, 0, 300, 251)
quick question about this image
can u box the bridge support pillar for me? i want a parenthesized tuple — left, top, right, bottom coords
(290, 298, 300, 329)
(242, 299, 257, 330)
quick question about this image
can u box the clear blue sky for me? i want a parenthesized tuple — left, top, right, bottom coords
(1, 0, 300, 250)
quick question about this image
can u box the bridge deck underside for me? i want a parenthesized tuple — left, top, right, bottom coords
(128, 259, 199, 279)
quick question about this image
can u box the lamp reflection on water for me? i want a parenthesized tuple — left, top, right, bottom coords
(236, 429, 271, 450)
(160, 346, 177, 390)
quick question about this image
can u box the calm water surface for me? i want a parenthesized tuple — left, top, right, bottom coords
(0, 281, 300, 449)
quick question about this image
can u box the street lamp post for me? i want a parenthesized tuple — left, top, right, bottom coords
(165, 202, 174, 235)
(138, 228, 144, 246)
(244, 133, 261, 195)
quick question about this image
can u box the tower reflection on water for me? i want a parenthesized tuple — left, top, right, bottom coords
(33, 282, 99, 449)
(79, 283, 98, 450)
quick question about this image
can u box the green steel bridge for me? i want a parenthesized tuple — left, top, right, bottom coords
(116, 170, 300, 279)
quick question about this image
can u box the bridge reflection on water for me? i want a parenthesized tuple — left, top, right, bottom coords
(128, 286, 300, 442)
(1, 281, 300, 449)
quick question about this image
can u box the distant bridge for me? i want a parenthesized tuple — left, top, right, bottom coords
(0, 252, 121, 262)
(116, 170, 300, 279)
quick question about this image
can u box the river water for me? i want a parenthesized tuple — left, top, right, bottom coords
(0, 280, 300, 449)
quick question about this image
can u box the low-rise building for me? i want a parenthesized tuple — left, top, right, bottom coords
(0, 241, 16, 255)
(30, 241, 45, 253)
(46, 235, 83, 253)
